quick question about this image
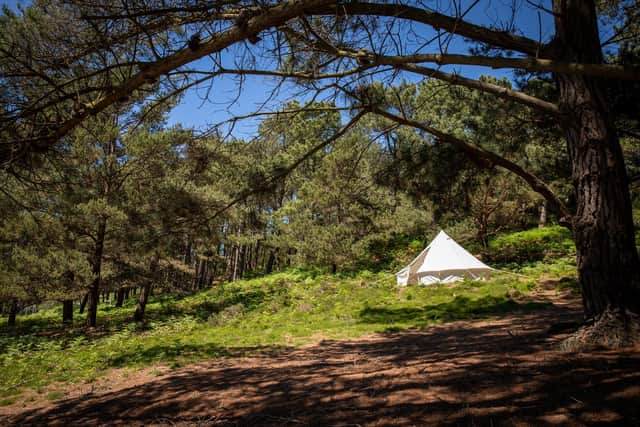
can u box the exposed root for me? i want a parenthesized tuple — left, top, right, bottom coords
(560, 307, 640, 352)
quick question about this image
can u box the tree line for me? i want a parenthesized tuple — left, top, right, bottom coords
(1, 77, 589, 327)
(1, 0, 639, 345)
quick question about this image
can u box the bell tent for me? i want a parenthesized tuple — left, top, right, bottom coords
(396, 230, 493, 286)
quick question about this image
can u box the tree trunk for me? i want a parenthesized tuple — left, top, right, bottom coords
(538, 200, 547, 228)
(7, 300, 17, 327)
(238, 244, 246, 279)
(553, 0, 640, 319)
(86, 218, 107, 327)
(79, 293, 88, 314)
(232, 245, 240, 281)
(265, 249, 277, 274)
(115, 288, 125, 308)
(86, 279, 100, 328)
(62, 300, 73, 324)
(252, 242, 257, 271)
(133, 253, 159, 322)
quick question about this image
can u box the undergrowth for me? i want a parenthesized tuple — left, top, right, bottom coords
(0, 269, 547, 402)
(0, 226, 580, 404)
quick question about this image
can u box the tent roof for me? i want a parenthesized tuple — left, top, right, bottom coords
(399, 230, 492, 275)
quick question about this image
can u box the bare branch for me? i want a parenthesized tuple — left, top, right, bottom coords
(308, 2, 545, 56)
(367, 52, 640, 81)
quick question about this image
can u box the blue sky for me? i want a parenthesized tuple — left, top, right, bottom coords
(2, 0, 560, 136)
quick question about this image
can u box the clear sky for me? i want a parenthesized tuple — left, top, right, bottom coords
(2, 1, 565, 137)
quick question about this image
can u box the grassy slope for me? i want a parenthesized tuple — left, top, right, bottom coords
(0, 227, 578, 405)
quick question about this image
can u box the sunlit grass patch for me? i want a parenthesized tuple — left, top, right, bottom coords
(0, 246, 575, 403)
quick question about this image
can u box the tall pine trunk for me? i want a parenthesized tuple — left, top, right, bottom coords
(553, 0, 640, 319)
(86, 218, 107, 327)
(133, 253, 159, 322)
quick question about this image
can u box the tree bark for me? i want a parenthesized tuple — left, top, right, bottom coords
(86, 218, 107, 327)
(133, 253, 159, 322)
(553, 0, 640, 319)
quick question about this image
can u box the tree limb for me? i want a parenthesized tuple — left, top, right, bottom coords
(369, 52, 640, 81)
(308, 2, 545, 56)
(320, 45, 560, 114)
(4, 0, 334, 165)
(370, 107, 573, 223)
(396, 63, 559, 115)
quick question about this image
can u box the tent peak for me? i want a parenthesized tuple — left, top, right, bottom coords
(396, 230, 492, 286)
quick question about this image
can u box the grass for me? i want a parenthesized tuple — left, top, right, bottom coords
(0, 271, 548, 402)
(0, 227, 580, 404)
(487, 225, 575, 264)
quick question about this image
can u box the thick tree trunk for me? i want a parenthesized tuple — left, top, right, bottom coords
(133, 253, 159, 322)
(62, 300, 73, 324)
(86, 218, 107, 327)
(554, 0, 640, 319)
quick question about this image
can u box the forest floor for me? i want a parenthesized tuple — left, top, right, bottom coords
(2, 290, 639, 426)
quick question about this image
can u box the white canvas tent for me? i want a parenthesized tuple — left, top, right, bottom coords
(396, 230, 493, 286)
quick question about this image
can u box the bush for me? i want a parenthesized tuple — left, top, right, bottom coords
(207, 303, 245, 326)
(486, 226, 575, 264)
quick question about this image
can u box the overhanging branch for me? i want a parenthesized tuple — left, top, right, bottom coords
(372, 53, 640, 81)
(371, 107, 573, 223)
(396, 63, 559, 115)
(323, 45, 560, 114)
(4, 0, 335, 166)
(308, 2, 545, 56)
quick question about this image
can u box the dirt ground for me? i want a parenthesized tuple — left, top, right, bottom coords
(1, 298, 639, 426)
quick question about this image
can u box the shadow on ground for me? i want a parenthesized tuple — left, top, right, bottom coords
(359, 294, 550, 327)
(3, 304, 639, 426)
